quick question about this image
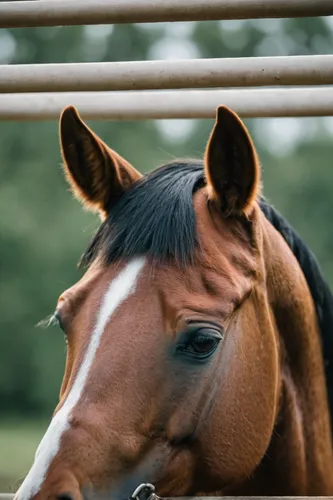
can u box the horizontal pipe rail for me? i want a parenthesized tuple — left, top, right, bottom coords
(1, 0, 333, 29)
(0, 87, 332, 121)
(1, 55, 333, 93)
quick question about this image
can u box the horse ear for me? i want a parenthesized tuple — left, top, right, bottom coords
(59, 106, 142, 219)
(204, 106, 260, 217)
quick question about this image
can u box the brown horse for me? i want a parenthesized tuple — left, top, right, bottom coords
(15, 105, 333, 500)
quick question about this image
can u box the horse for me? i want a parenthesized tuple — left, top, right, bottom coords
(15, 105, 333, 500)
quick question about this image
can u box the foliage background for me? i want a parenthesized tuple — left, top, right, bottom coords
(1, 16, 333, 491)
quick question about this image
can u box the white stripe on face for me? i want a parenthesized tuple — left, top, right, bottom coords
(17, 257, 146, 500)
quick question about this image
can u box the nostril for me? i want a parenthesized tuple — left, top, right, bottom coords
(57, 494, 75, 500)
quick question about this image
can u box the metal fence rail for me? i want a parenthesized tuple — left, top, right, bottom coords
(1, 55, 333, 94)
(0, 87, 332, 121)
(1, 0, 333, 120)
(1, 0, 333, 29)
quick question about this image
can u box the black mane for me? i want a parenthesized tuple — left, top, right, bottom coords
(81, 161, 205, 267)
(81, 160, 333, 423)
(259, 197, 333, 426)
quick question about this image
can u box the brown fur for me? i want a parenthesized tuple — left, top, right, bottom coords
(60, 106, 142, 219)
(205, 106, 261, 217)
(17, 106, 333, 500)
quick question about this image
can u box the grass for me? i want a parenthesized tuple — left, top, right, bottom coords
(0, 419, 49, 493)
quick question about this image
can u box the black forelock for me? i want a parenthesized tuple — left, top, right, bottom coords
(80, 160, 205, 267)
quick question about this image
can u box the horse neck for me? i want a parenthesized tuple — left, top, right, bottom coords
(250, 213, 333, 494)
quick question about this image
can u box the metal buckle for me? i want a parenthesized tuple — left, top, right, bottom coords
(129, 483, 156, 500)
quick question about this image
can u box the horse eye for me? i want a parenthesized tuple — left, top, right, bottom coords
(190, 331, 219, 354)
(176, 328, 223, 361)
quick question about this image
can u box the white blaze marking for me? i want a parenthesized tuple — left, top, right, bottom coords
(18, 257, 146, 500)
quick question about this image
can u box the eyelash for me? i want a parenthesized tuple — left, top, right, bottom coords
(37, 312, 63, 331)
(37, 312, 67, 346)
